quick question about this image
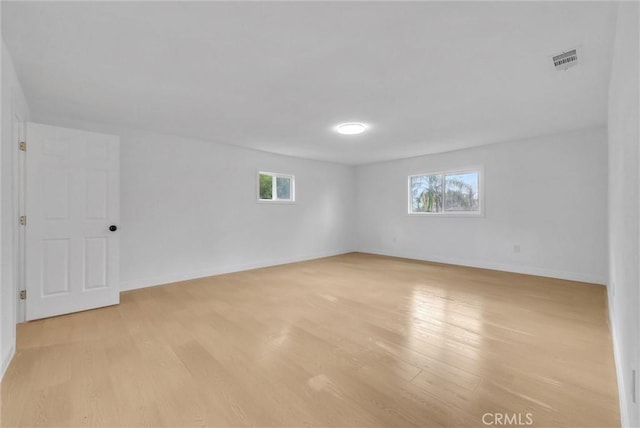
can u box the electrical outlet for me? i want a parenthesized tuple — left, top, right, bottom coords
(513, 245, 520, 254)
(611, 281, 615, 297)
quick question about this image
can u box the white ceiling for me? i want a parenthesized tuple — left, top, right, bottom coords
(2, 1, 617, 165)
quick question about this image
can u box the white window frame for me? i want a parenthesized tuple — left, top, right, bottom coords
(257, 171, 296, 203)
(407, 167, 484, 216)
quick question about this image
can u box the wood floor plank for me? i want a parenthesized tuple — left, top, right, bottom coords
(1, 253, 620, 427)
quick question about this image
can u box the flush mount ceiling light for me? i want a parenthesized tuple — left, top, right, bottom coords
(336, 122, 367, 135)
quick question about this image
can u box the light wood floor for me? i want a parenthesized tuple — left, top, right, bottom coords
(1, 253, 619, 427)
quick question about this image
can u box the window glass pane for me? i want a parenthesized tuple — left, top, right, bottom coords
(276, 176, 291, 200)
(444, 172, 479, 212)
(410, 174, 443, 213)
(259, 174, 273, 200)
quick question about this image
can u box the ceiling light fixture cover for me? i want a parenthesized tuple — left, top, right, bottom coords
(336, 122, 367, 135)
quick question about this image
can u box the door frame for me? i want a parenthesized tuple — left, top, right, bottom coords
(14, 113, 26, 324)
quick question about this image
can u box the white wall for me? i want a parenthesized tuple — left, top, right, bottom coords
(356, 127, 608, 284)
(607, 2, 639, 427)
(30, 116, 357, 291)
(117, 131, 356, 290)
(1, 40, 31, 379)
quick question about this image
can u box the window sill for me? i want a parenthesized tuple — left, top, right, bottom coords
(407, 212, 484, 218)
(257, 199, 296, 205)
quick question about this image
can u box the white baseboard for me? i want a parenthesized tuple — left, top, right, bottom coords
(1, 344, 16, 382)
(119, 249, 352, 291)
(121, 248, 607, 292)
(357, 248, 607, 285)
(608, 292, 630, 428)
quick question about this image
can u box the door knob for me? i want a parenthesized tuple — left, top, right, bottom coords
(109, 225, 118, 232)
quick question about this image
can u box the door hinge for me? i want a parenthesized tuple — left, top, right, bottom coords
(19, 290, 26, 300)
(19, 215, 26, 226)
(19, 141, 26, 151)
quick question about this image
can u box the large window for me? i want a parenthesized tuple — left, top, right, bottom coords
(258, 171, 295, 202)
(409, 169, 481, 214)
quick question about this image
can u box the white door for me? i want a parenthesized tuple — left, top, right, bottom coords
(25, 123, 120, 320)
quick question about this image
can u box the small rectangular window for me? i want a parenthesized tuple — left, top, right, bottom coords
(409, 169, 481, 215)
(258, 172, 295, 202)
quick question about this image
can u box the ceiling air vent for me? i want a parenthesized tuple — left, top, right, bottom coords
(552, 49, 578, 71)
